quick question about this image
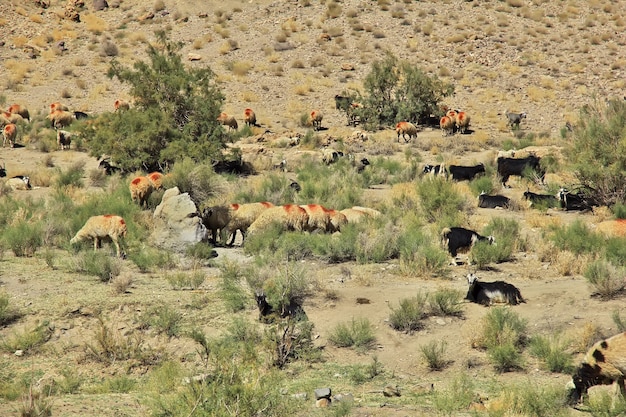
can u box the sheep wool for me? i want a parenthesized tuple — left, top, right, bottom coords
(225, 201, 275, 244)
(244, 108, 257, 126)
(395, 121, 417, 143)
(47, 110, 74, 129)
(70, 214, 127, 257)
(3, 124, 17, 148)
(300, 204, 333, 232)
(7, 104, 30, 121)
(147, 172, 165, 190)
(248, 204, 309, 235)
(328, 209, 348, 232)
(129, 176, 154, 208)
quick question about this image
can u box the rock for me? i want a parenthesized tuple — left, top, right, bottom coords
(291, 392, 307, 400)
(15, 350, 24, 356)
(333, 393, 353, 403)
(314, 387, 331, 400)
(151, 187, 206, 252)
(341, 63, 355, 71)
(383, 385, 401, 397)
(188, 53, 202, 61)
(92, 0, 108, 11)
(315, 398, 331, 408)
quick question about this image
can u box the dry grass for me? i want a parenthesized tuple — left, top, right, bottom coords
(83, 14, 108, 35)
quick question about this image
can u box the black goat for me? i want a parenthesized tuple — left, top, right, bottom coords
(448, 163, 485, 181)
(523, 190, 559, 208)
(478, 192, 511, 209)
(441, 227, 495, 257)
(497, 154, 545, 187)
(255, 292, 307, 323)
(98, 158, 121, 175)
(558, 188, 595, 211)
(465, 273, 525, 306)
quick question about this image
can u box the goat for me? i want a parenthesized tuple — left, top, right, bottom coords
(255, 292, 307, 323)
(478, 192, 511, 209)
(497, 154, 544, 187)
(448, 163, 485, 181)
(465, 273, 525, 306)
(558, 188, 595, 212)
(505, 110, 527, 128)
(523, 190, 559, 208)
(441, 227, 495, 258)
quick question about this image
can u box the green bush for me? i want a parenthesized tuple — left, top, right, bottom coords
(612, 309, 626, 332)
(328, 318, 377, 352)
(432, 373, 476, 415)
(0, 291, 20, 326)
(0, 321, 52, 354)
(480, 307, 527, 350)
(219, 260, 249, 312)
(85, 31, 228, 172)
(488, 342, 524, 372)
(471, 217, 521, 268)
(166, 270, 206, 290)
(528, 334, 574, 373)
(141, 306, 182, 338)
(497, 382, 570, 417)
(428, 288, 463, 316)
(550, 220, 604, 255)
(586, 389, 626, 416)
(420, 339, 449, 371)
(388, 293, 427, 333)
(2, 220, 43, 257)
(584, 260, 626, 299)
(566, 98, 626, 206)
(73, 251, 122, 282)
(166, 158, 226, 207)
(53, 162, 85, 189)
(416, 177, 467, 225)
(128, 246, 176, 273)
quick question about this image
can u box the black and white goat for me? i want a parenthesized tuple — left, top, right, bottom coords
(465, 273, 525, 306)
(441, 227, 495, 257)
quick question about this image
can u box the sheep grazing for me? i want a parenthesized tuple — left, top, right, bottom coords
(146, 172, 165, 190)
(446, 109, 458, 125)
(504, 110, 527, 128)
(1, 111, 23, 125)
(47, 109, 74, 129)
(456, 111, 470, 134)
(321, 148, 342, 165)
(217, 112, 238, 130)
(440, 115, 455, 136)
(247, 204, 309, 236)
(243, 108, 257, 127)
(339, 206, 381, 224)
(300, 204, 334, 233)
(49, 102, 69, 114)
(395, 121, 418, 143)
(70, 214, 128, 258)
(567, 332, 626, 406)
(201, 205, 231, 245)
(57, 129, 72, 150)
(328, 209, 348, 232)
(465, 273, 525, 306)
(6, 176, 31, 191)
(223, 201, 275, 245)
(114, 99, 130, 112)
(3, 124, 17, 148)
(309, 110, 323, 131)
(129, 176, 154, 208)
(7, 104, 30, 121)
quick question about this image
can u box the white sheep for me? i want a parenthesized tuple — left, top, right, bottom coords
(223, 201, 275, 245)
(395, 121, 417, 143)
(309, 110, 323, 131)
(247, 204, 309, 235)
(440, 115, 455, 136)
(6, 176, 31, 191)
(129, 176, 154, 208)
(340, 206, 381, 223)
(321, 148, 341, 165)
(7, 104, 30, 121)
(351, 206, 382, 218)
(47, 110, 74, 129)
(300, 204, 333, 233)
(57, 129, 72, 150)
(3, 124, 17, 148)
(70, 214, 127, 257)
(146, 172, 165, 190)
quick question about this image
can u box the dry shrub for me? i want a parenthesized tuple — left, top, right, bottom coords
(231, 61, 253, 76)
(325, 1, 342, 18)
(293, 84, 312, 96)
(112, 275, 133, 294)
(421, 22, 434, 35)
(83, 14, 108, 34)
(554, 250, 586, 276)
(291, 60, 305, 69)
(570, 322, 603, 354)
(506, 0, 524, 7)
(446, 33, 466, 43)
(15, 7, 27, 16)
(11, 36, 28, 48)
(29, 14, 43, 24)
(240, 91, 259, 102)
(153, 0, 166, 12)
(4, 60, 33, 84)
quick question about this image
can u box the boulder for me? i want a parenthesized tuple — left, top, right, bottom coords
(151, 187, 206, 252)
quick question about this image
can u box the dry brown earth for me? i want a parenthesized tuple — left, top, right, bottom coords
(1, 0, 626, 415)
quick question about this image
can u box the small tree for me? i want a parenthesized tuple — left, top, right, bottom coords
(566, 98, 626, 207)
(84, 31, 227, 172)
(353, 53, 454, 130)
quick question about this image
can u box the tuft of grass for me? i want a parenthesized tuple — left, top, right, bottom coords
(428, 288, 463, 316)
(388, 293, 427, 333)
(328, 318, 377, 352)
(141, 306, 182, 338)
(612, 309, 626, 332)
(219, 260, 249, 312)
(2, 220, 43, 257)
(528, 334, 574, 373)
(0, 291, 20, 326)
(478, 307, 527, 372)
(72, 251, 122, 282)
(1, 321, 52, 354)
(584, 260, 626, 299)
(54, 161, 85, 189)
(420, 339, 450, 371)
(128, 246, 176, 272)
(166, 270, 206, 290)
(111, 275, 133, 294)
(84, 14, 108, 34)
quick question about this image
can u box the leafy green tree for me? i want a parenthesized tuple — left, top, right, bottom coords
(84, 31, 227, 172)
(566, 98, 626, 207)
(351, 53, 454, 130)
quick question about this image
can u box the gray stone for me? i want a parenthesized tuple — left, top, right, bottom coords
(92, 0, 108, 10)
(151, 187, 206, 252)
(314, 387, 331, 400)
(333, 393, 353, 403)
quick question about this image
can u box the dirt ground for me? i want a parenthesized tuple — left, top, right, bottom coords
(1, 0, 626, 415)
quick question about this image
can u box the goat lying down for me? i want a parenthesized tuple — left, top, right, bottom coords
(465, 273, 525, 306)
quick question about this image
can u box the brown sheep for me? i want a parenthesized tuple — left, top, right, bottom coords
(309, 110, 323, 131)
(49, 102, 69, 114)
(217, 112, 238, 130)
(440, 115, 455, 136)
(70, 214, 127, 257)
(129, 176, 154, 208)
(244, 108, 257, 127)
(395, 121, 418, 143)
(456, 111, 471, 134)
(300, 204, 334, 232)
(3, 124, 17, 148)
(328, 209, 348, 232)
(1, 111, 24, 126)
(114, 99, 130, 112)
(340, 206, 381, 224)
(47, 110, 74, 129)
(247, 204, 309, 235)
(7, 104, 30, 121)
(446, 109, 458, 126)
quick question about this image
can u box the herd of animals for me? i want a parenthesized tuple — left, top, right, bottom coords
(1, 97, 625, 408)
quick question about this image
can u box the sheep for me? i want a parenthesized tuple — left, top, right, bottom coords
(351, 206, 382, 218)
(504, 110, 527, 128)
(223, 201, 275, 245)
(6, 176, 31, 191)
(446, 109, 458, 125)
(465, 273, 525, 306)
(440, 115, 455, 136)
(57, 129, 72, 150)
(70, 214, 127, 258)
(595, 219, 626, 237)
(456, 111, 470, 134)
(243, 108, 257, 127)
(247, 204, 309, 236)
(3, 124, 17, 148)
(300, 204, 334, 233)
(567, 332, 626, 406)
(339, 206, 381, 224)
(129, 176, 154, 208)
(201, 205, 231, 244)
(321, 148, 342, 165)
(146, 172, 165, 190)
(49, 102, 69, 114)
(1, 111, 24, 126)
(7, 104, 30, 121)
(114, 99, 130, 112)
(328, 209, 348, 232)
(309, 110, 323, 131)
(395, 121, 418, 143)
(217, 112, 238, 130)
(47, 110, 74, 129)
